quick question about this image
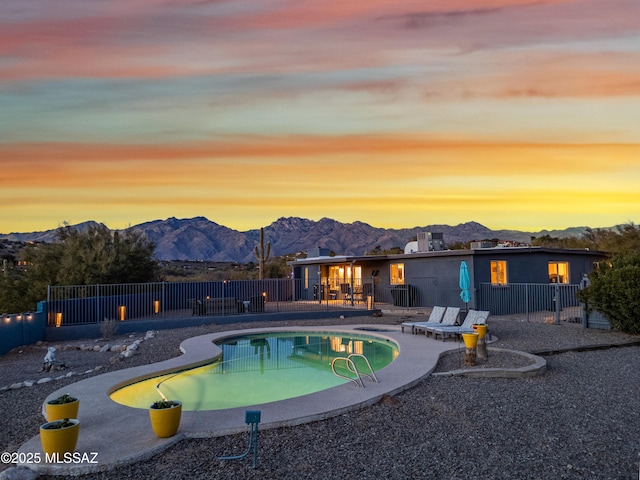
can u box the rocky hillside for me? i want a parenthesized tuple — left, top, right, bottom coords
(0, 216, 596, 262)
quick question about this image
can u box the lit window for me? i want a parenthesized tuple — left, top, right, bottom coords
(329, 266, 343, 288)
(390, 263, 405, 285)
(490, 260, 507, 285)
(549, 262, 569, 284)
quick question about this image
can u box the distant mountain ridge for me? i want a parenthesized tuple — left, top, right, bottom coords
(0, 217, 600, 263)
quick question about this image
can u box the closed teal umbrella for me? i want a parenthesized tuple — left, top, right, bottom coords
(459, 261, 471, 305)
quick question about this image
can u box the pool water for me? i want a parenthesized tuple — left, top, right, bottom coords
(110, 332, 399, 411)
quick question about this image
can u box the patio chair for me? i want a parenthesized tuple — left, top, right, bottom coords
(426, 310, 490, 341)
(401, 306, 447, 334)
(340, 283, 352, 304)
(416, 306, 461, 335)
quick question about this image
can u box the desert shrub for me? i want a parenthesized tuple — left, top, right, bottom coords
(577, 253, 640, 334)
(99, 317, 118, 339)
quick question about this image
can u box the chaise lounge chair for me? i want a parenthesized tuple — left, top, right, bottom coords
(426, 310, 490, 341)
(401, 306, 446, 333)
(415, 306, 460, 335)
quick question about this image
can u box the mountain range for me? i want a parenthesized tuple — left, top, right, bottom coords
(0, 217, 595, 263)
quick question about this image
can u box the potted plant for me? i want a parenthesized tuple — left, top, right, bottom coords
(45, 393, 79, 422)
(40, 418, 80, 456)
(471, 324, 487, 339)
(149, 400, 182, 438)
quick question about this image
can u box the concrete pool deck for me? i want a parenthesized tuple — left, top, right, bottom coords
(18, 325, 463, 475)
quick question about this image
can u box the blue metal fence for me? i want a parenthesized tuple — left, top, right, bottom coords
(46, 279, 371, 327)
(0, 279, 608, 355)
(477, 283, 581, 323)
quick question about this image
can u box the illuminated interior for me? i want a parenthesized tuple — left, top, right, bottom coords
(490, 260, 508, 285)
(328, 265, 362, 289)
(548, 262, 569, 284)
(390, 263, 404, 285)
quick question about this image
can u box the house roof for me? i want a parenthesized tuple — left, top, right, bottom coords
(290, 246, 605, 266)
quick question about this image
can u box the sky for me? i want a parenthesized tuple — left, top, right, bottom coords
(1, 0, 639, 234)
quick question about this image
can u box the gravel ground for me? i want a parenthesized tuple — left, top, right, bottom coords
(1, 314, 638, 479)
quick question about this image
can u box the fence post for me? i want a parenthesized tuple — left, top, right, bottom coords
(96, 284, 100, 323)
(161, 282, 166, 319)
(555, 283, 561, 324)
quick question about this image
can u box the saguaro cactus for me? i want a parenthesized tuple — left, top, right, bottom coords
(254, 227, 271, 279)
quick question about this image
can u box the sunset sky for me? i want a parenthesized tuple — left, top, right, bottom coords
(1, 0, 639, 234)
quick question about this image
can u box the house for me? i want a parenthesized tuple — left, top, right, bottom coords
(289, 244, 605, 313)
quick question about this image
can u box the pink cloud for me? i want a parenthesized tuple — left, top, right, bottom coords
(2, 0, 629, 82)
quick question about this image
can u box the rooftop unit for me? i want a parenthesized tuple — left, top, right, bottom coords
(405, 232, 444, 254)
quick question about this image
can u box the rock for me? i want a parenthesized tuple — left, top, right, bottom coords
(378, 394, 401, 406)
(121, 349, 135, 358)
(65, 371, 76, 378)
(23, 380, 35, 387)
(110, 345, 122, 352)
(126, 343, 138, 351)
(62, 345, 75, 351)
(110, 355, 122, 364)
(145, 330, 156, 340)
(9, 382, 23, 390)
(94, 365, 103, 371)
(36, 377, 53, 384)
(35, 340, 45, 346)
(84, 369, 94, 375)
(0, 465, 39, 480)
(92, 345, 102, 352)
(100, 344, 111, 352)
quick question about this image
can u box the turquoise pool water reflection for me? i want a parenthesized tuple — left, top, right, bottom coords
(110, 332, 399, 411)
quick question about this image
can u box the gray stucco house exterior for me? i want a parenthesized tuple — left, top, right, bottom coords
(289, 246, 605, 314)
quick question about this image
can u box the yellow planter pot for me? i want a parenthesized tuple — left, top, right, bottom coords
(461, 332, 479, 349)
(472, 324, 487, 339)
(149, 401, 182, 438)
(45, 398, 79, 422)
(40, 419, 80, 456)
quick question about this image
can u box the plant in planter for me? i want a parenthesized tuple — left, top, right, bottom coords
(40, 418, 80, 456)
(149, 400, 182, 438)
(46, 393, 79, 422)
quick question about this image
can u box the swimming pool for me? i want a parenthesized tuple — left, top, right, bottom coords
(109, 331, 399, 411)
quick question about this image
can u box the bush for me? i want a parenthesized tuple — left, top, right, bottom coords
(577, 253, 640, 334)
(99, 317, 118, 339)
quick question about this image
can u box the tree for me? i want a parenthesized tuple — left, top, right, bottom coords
(16, 224, 159, 310)
(577, 253, 640, 334)
(576, 223, 640, 334)
(0, 260, 29, 313)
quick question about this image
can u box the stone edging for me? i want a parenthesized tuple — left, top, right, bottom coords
(431, 347, 547, 378)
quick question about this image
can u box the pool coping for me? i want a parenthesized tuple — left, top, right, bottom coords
(18, 325, 461, 475)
